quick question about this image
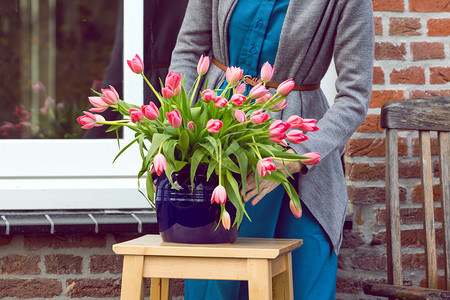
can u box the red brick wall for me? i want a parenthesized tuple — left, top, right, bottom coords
(338, 0, 449, 298)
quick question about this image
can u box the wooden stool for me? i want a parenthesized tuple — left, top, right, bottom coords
(113, 234, 302, 300)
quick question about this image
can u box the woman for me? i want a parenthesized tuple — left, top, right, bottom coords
(169, 0, 374, 299)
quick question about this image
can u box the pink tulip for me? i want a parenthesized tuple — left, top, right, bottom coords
(88, 96, 109, 113)
(129, 108, 144, 123)
(234, 110, 247, 123)
(226, 66, 243, 85)
(222, 210, 231, 230)
(300, 152, 321, 165)
(269, 131, 287, 143)
(77, 111, 105, 129)
(230, 94, 246, 106)
(101, 86, 120, 105)
(287, 116, 319, 131)
(165, 71, 182, 90)
(248, 83, 268, 99)
(153, 153, 167, 176)
(206, 119, 223, 133)
(127, 54, 144, 74)
(269, 120, 291, 134)
(211, 185, 227, 204)
(197, 55, 210, 76)
(162, 86, 174, 99)
(250, 110, 269, 125)
(214, 97, 228, 109)
(202, 89, 216, 102)
(289, 200, 302, 218)
(272, 99, 288, 112)
(277, 79, 295, 96)
(166, 109, 182, 128)
(257, 157, 277, 177)
(32, 81, 45, 94)
(235, 83, 246, 94)
(286, 130, 309, 144)
(40, 97, 56, 115)
(278, 139, 288, 147)
(141, 103, 159, 120)
(173, 85, 182, 96)
(260, 62, 275, 82)
(255, 92, 272, 104)
(187, 121, 195, 131)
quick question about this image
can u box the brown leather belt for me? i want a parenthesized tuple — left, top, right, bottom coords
(212, 57, 320, 91)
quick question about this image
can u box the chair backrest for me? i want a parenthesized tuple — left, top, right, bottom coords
(380, 97, 450, 291)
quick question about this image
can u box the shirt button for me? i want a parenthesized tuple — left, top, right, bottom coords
(257, 20, 264, 27)
(250, 47, 257, 54)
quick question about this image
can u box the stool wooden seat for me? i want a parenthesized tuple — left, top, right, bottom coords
(113, 234, 302, 300)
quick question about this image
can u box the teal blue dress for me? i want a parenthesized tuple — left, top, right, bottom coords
(185, 1, 338, 299)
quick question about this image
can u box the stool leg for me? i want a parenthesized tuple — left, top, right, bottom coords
(120, 255, 145, 300)
(150, 278, 170, 300)
(273, 253, 294, 300)
(248, 258, 272, 300)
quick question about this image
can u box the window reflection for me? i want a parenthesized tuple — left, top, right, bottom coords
(0, 0, 120, 139)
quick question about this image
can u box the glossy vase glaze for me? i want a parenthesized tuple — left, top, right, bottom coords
(155, 165, 238, 244)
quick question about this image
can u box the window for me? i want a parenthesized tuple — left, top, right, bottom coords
(0, 0, 147, 209)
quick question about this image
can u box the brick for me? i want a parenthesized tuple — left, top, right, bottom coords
(411, 183, 442, 203)
(0, 279, 62, 298)
(410, 89, 450, 98)
(341, 231, 365, 249)
(45, 254, 82, 274)
(389, 17, 421, 36)
(90, 255, 123, 274)
(412, 136, 440, 155)
(427, 19, 450, 36)
(346, 162, 385, 181)
(373, 67, 385, 84)
(375, 42, 406, 60)
(336, 276, 386, 294)
(337, 253, 347, 270)
(24, 234, 106, 250)
(346, 137, 407, 157)
(390, 67, 425, 84)
(0, 237, 12, 247)
(172, 279, 185, 296)
(356, 115, 382, 133)
(420, 275, 447, 290)
(372, 228, 444, 247)
(430, 67, 450, 84)
(352, 252, 387, 271)
(113, 233, 145, 244)
(370, 90, 405, 108)
(374, 17, 383, 35)
(0, 255, 40, 275)
(399, 161, 421, 178)
(409, 0, 450, 12)
(65, 279, 121, 298)
(373, 0, 404, 11)
(411, 42, 445, 61)
(347, 186, 407, 204)
(375, 207, 443, 226)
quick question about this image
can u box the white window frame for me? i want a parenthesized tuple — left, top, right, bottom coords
(0, 0, 148, 210)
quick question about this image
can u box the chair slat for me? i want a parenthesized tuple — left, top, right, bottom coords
(438, 131, 450, 291)
(385, 129, 403, 286)
(420, 131, 438, 289)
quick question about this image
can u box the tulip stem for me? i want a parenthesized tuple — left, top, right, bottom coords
(235, 130, 269, 143)
(189, 76, 201, 107)
(141, 73, 164, 108)
(221, 120, 251, 136)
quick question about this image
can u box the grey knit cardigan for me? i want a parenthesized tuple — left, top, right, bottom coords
(169, 0, 375, 254)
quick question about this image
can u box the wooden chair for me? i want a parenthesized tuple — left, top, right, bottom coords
(364, 97, 450, 299)
(113, 234, 302, 300)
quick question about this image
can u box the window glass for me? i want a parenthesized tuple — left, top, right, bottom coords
(0, 0, 121, 139)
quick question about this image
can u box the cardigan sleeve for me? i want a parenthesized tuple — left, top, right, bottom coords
(169, 0, 213, 89)
(288, 0, 375, 173)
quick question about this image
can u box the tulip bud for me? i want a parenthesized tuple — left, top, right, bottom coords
(269, 120, 291, 134)
(141, 102, 159, 120)
(206, 119, 223, 133)
(260, 62, 275, 82)
(129, 108, 144, 123)
(289, 200, 302, 218)
(101, 86, 120, 105)
(88, 96, 109, 113)
(166, 109, 182, 128)
(255, 92, 271, 104)
(226, 66, 243, 85)
(197, 55, 210, 76)
(214, 97, 228, 109)
(234, 110, 247, 123)
(235, 83, 246, 95)
(165, 71, 182, 90)
(127, 54, 144, 74)
(248, 83, 268, 99)
(271, 99, 287, 112)
(211, 185, 227, 204)
(286, 130, 308, 144)
(77, 111, 105, 129)
(277, 79, 295, 96)
(162, 86, 174, 99)
(153, 153, 167, 176)
(230, 94, 246, 106)
(202, 89, 216, 102)
(257, 157, 277, 177)
(269, 131, 287, 143)
(250, 110, 269, 125)
(221, 210, 231, 230)
(187, 121, 195, 131)
(300, 152, 321, 165)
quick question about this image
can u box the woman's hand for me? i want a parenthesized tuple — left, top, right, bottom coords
(242, 148, 303, 206)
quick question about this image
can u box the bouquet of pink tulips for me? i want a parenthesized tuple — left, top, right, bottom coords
(77, 54, 320, 229)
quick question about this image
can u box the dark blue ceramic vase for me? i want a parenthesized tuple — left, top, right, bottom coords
(155, 165, 238, 244)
